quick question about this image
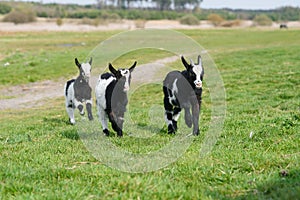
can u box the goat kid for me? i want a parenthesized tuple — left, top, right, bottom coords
(95, 61, 137, 137)
(163, 55, 204, 135)
(64, 58, 93, 124)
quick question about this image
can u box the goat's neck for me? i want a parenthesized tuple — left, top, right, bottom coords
(77, 75, 89, 84)
(114, 82, 127, 96)
(181, 70, 195, 88)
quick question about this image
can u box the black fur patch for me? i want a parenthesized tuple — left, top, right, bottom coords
(65, 79, 75, 96)
(101, 73, 113, 80)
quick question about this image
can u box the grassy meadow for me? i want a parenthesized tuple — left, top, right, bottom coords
(0, 28, 299, 199)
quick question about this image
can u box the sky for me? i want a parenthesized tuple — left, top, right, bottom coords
(13, 0, 300, 10)
(201, 0, 300, 10)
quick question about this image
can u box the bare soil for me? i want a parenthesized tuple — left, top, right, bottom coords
(0, 19, 299, 32)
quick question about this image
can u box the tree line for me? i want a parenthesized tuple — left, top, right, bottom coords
(0, 1, 299, 22)
(95, 0, 203, 10)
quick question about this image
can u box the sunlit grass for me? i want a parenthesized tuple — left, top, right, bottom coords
(0, 29, 299, 199)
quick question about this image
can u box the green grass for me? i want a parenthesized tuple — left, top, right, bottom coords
(0, 31, 117, 87)
(0, 29, 300, 199)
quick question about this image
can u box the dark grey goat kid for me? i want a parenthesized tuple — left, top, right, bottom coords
(163, 55, 204, 135)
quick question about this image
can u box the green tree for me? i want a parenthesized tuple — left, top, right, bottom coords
(0, 3, 12, 14)
(154, 0, 172, 10)
(174, 0, 202, 10)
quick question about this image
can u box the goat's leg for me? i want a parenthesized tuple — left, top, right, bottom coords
(74, 99, 84, 116)
(116, 111, 125, 131)
(164, 98, 175, 134)
(107, 111, 123, 137)
(98, 106, 110, 136)
(191, 102, 200, 135)
(86, 99, 94, 121)
(66, 103, 75, 125)
(184, 106, 192, 128)
(172, 107, 181, 131)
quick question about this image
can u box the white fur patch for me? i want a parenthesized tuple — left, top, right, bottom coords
(120, 69, 130, 91)
(95, 76, 116, 110)
(169, 79, 178, 105)
(65, 82, 74, 106)
(173, 112, 181, 121)
(165, 113, 173, 125)
(192, 65, 203, 88)
(81, 63, 91, 78)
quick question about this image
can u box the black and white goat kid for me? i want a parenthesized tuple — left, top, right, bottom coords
(95, 61, 137, 137)
(163, 55, 204, 135)
(64, 58, 93, 124)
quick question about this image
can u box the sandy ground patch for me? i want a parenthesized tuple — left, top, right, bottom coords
(1, 19, 299, 32)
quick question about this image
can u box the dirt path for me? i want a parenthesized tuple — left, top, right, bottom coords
(1, 20, 300, 32)
(0, 56, 178, 110)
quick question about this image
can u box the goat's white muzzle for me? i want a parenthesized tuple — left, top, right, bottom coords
(123, 86, 129, 92)
(194, 80, 202, 89)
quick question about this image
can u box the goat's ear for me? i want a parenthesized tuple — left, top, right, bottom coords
(181, 56, 190, 70)
(109, 63, 118, 75)
(75, 58, 81, 69)
(88, 57, 92, 66)
(190, 58, 195, 66)
(197, 55, 202, 66)
(129, 61, 137, 72)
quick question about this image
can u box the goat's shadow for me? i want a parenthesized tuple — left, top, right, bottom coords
(60, 128, 80, 140)
(232, 169, 300, 199)
(42, 116, 67, 125)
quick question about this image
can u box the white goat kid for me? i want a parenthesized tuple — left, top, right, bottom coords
(64, 58, 93, 124)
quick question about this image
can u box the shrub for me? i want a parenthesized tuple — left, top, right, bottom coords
(108, 13, 121, 22)
(99, 11, 121, 22)
(0, 3, 12, 14)
(3, 8, 36, 24)
(207, 13, 224, 26)
(134, 20, 146, 29)
(253, 14, 273, 26)
(179, 14, 200, 25)
(56, 18, 63, 26)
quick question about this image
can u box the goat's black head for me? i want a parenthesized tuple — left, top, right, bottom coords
(181, 55, 204, 89)
(109, 61, 137, 92)
(75, 57, 92, 81)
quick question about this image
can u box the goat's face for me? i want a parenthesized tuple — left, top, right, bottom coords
(181, 55, 204, 89)
(109, 61, 137, 92)
(75, 57, 92, 81)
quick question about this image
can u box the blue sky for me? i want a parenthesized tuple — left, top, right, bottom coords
(201, 0, 300, 10)
(16, 0, 300, 9)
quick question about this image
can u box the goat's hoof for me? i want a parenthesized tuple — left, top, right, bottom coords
(69, 118, 75, 125)
(103, 129, 110, 136)
(193, 129, 200, 136)
(117, 131, 123, 137)
(172, 120, 178, 131)
(88, 116, 94, 121)
(167, 124, 176, 134)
